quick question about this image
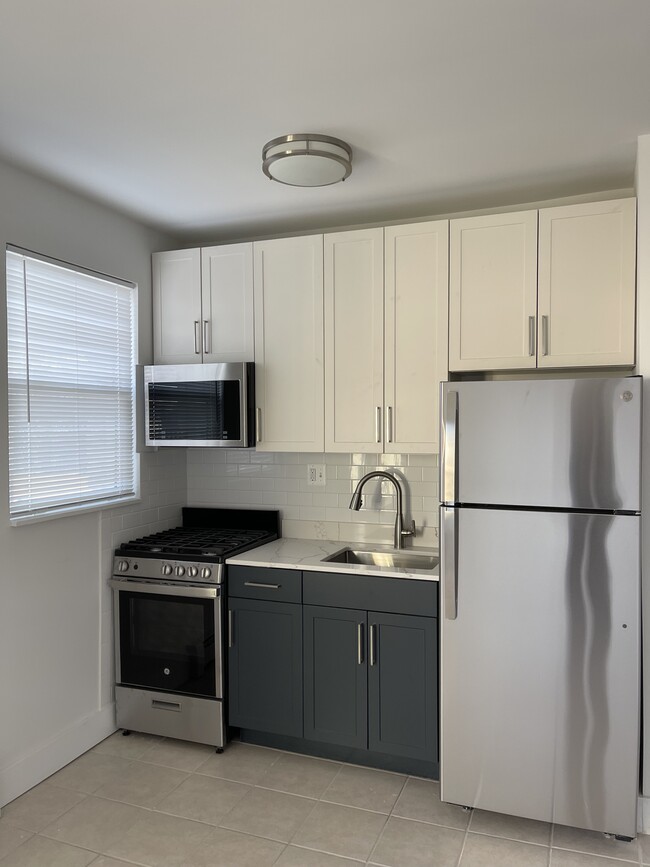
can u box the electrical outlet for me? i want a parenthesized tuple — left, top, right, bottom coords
(307, 464, 326, 486)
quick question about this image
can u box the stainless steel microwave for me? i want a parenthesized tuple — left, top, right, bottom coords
(144, 362, 255, 447)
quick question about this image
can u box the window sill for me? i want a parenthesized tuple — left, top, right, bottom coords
(10, 495, 142, 527)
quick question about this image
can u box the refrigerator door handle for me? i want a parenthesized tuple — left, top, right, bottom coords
(442, 507, 458, 620)
(441, 390, 458, 504)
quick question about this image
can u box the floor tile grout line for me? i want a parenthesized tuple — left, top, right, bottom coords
(0, 785, 91, 837)
(363, 810, 393, 865)
(29, 831, 144, 867)
(549, 843, 640, 863)
(456, 820, 471, 867)
(317, 758, 345, 803)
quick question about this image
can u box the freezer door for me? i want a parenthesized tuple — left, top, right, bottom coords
(439, 506, 640, 837)
(440, 377, 641, 511)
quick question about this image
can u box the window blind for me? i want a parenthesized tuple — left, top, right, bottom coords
(6, 248, 137, 521)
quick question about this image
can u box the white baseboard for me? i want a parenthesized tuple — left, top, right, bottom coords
(0, 703, 116, 808)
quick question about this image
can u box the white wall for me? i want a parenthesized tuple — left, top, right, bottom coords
(636, 135, 650, 800)
(0, 158, 187, 807)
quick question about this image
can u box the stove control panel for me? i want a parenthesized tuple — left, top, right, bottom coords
(111, 556, 224, 584)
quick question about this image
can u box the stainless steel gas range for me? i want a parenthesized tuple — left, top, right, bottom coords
(109, 508, 279, 749)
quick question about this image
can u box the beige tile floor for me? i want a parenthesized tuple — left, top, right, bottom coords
(0, 733, 648, 866)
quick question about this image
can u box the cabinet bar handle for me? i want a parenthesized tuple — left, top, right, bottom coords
(203, 320, 211, 354)
(244, 581, 281, 589)
(193, 320, 201, 354)
(375, 407, 382, 443)
(386, 406, 394, 443)
(369, 624, 377, 666)
(256, 408, 262, 443)
(542, 315, 549, 356)
(228, 609, 234, 648)
(357, 623, 364, 665)
(528, 316, 536, 356)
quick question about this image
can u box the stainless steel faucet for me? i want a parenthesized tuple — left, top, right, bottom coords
(349, 471, 416, 549)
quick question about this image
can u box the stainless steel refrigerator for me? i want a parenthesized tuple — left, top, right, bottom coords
(439, 376, 641, 839)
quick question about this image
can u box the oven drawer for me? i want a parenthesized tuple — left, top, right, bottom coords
(115, 686, 224, 748)
(228, 566, 301, 602)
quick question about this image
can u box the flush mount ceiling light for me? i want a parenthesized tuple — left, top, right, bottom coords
(262, 134, 352, 187)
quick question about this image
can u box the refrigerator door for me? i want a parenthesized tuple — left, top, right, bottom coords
(440, 506, 640, 837)
(441, 377, 641, 512)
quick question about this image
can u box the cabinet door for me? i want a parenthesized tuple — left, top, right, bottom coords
(303, 605, 367, 749)
(385, 221, 449, 453)
(201, 244, 254, 362)
(228, 598, 302, 737)
(324, 229, 384, 453)
(153, 249, 202, 364)
(537, 198, 636, 368)
(253, 236, 324, 451)
(368, 612, 437, 763)
(449, 211, 538, 371)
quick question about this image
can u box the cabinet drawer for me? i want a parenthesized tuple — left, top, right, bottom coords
(303, 572, 437, 617)
(228, 566, 302, 602)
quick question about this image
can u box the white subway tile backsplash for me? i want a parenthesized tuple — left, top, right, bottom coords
(185, 449, 439, 548)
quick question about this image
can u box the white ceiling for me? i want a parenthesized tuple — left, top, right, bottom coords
(1, 0, 649, 241)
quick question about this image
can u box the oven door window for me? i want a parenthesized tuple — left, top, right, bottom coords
(147, 380, 241, 442)
(118, 590, 217, 698)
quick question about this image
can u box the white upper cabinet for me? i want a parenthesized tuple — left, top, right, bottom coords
(325, 221, 449, 454)
(449, 211, 538, 372)
(153, 244, 253, 364)
(449, 199, 637, 373)
(200, 244, 254, 362)
(254, 235, 324, 452)
(537, 198, 636, 368)
(325, 229, 384, 453)
(385, 220, 449, 454)
(153, 248, 202, 364)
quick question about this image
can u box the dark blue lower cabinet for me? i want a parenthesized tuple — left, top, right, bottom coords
(303, 604, 438, 763)
(368, 612, 438, 763)
(227, 597, 303, 737)
(303, 605, 368, 749)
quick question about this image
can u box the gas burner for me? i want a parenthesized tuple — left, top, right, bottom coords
(117, 522, 277, 563)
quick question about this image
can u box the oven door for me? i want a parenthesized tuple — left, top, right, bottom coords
(110, 580, 222, 699)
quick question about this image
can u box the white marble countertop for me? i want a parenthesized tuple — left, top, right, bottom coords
(226, 537, 439, 582)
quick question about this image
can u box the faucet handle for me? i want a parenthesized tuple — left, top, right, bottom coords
(402, 520, 416, 539)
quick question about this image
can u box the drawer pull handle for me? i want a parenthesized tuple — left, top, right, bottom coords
(151, 699, 181, 712)
(243, 581, 281, 589)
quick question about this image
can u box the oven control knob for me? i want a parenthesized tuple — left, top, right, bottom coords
(175, 565, 186, 577)
(187, 566, 199, 578)
(161, 564, 173, 576)
(200, 567, 212, 580)
(117, 560, 129, 572)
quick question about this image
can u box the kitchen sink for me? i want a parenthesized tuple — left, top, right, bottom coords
(322, 547, 438, 573)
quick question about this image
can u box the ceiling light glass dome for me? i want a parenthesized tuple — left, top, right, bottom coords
(262, 134, 352, 187)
